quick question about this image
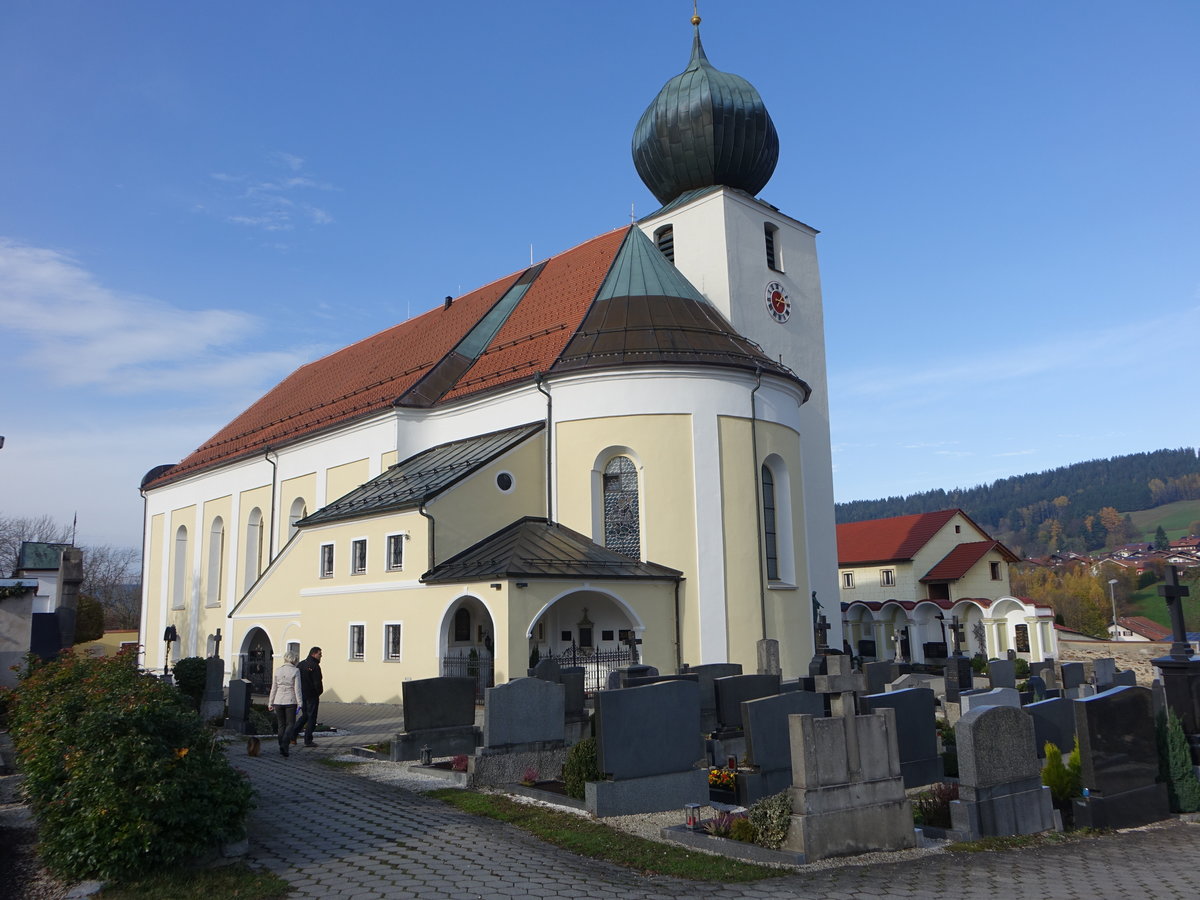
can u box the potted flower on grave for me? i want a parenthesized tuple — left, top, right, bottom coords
(708, 766, 737, 803)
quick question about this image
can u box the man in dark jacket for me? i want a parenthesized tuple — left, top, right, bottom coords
(292, 646, 323, 747)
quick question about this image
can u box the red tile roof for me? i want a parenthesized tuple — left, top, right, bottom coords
(836, 510, 961, 565)
(1117, 616, 1173, 641)
(920, 540, 1018, 583)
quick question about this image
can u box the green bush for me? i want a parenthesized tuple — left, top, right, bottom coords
(729, 816, 757, 843)
(1042, 738, 1082, 807)
(8, 651, 253, 882)
(970, 654, 987, 674)
(172, 656, 208, 710)
(562, 737, 602, 800)
(1014, 658, 1030, 678)
(747, 789, 791, 850)
(249, 703, 277, 735)
(1158, 709, 1200, 813)
(912, 782, 958, 828)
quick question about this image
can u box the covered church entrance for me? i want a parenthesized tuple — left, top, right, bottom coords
(240, 627, 273, 695)
(530, 589, 641, 692)
(440, 595, 495, 701)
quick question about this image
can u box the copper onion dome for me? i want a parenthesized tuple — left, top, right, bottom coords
(632, 26, 779, 206)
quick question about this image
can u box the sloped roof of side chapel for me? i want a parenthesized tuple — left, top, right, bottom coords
(144, 225, 806, 490)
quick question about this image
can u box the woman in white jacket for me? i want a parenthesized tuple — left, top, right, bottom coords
(267, 650, 303, 757)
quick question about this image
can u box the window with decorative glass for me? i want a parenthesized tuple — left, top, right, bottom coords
(603, 456, 640, 558)
(385, 623, 402, 661)
(761, 465, 779, 580)
(319, 543, 334, 578)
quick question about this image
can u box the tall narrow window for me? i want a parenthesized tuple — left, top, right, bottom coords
(385, 624, 402, 661)
(880, 569, 896, 587)
(842, 572, 855, 589)
(387, 534, 405, 571)
(206, 517, 225, 606)
(453, 607, 471, 643)
(172, 525, 188, 609)
(764, 223, 781, 270)
(351, 539, 367, 575)
(603, 456, 640, 558)
(320, 543, 334, 578)
(244, 508, 263, 592)
(349, 624, 364, 660)
(654, 224, 674, 263)
(990, 561, 1002, 580)
(761, 465, 779, 581)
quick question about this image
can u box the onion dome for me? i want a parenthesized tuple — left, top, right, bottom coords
(632, 24, 779, 206)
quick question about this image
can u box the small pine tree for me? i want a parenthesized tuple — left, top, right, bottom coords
(1157, 710, 1200, 813)
(1154, 525, 1170, 550)
(1042, 738, 1082, 807)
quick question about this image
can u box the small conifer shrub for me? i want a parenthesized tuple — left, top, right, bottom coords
(562, 737, 602, 800)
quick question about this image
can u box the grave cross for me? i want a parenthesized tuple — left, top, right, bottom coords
(949, 615, 965, 656)
(1158, 565, 1193, 660)
(210, 627, 222, 658)
(814, 614, 831, 651)
(622, 631, 643, 665)
(162, 624, 178, 676)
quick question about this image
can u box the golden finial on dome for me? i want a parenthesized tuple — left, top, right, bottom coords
(691, 1, 701, 27)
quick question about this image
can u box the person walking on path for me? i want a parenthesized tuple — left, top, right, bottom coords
(267, 650, 302, 757)
(292, 646, 323, 747)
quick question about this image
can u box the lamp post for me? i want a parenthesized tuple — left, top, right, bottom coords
(1108, 579, 1120, 641)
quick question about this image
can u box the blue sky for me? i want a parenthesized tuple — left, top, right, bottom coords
(1, 1, 1197, 552)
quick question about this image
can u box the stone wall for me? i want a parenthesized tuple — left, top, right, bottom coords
(1057, 639, 1174, 687)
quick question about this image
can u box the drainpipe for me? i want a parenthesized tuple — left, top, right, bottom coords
(673, 577, 683, 673)
(419, 503, 436, 570)
(138, 487, 150, 668)
(535, 372, 553, 523)
(264, 447, 278, 561)
(750, 368, 766, 641)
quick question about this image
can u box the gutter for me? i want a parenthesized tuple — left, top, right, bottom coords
(265, 448, 278, 561)
(750, 367, 766, 642)
(419, 502, 436, 571)
(535, 372, 553, 523)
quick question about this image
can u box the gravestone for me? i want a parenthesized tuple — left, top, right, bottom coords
(1061, 662, 1085, 691)
(857, 639, 877, 660)
(714, 673, 781, 733)
(560, 666, 588, 744)
(1024, 697, 1074, 758)
(782, 706, 915, 860)
(865, 660, 900, 696)
(738, 690, 825, 804)
(1111, 669, 1137, 688)
(606, 664, 657, 689)
(861, 687, 943, 788)
(589, 680, 707, 816)
(623, 673, 693, 689)
(944, 656, 973, 703)
(987, 659, 1016, 690)
(394, 676, 481, 761)
(1092, 658, 1117, 690)
(1072, 686, 1169, 828)
(757, 638, 781, 676)
(473, 677, 567, 787)
(199, 657, 226, 722)
(960, 687, 1021, 713)
(684, 663, 742, 734)
(530, 657, 560, 683)
(887, 672, 944, 697)
(950, 705, 1054, 838)
(226, 678, 253, 734)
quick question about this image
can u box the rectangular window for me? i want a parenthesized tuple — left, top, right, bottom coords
(320, 543, 334, 578)
(386, 534, 405, 571)
(764, 223, 781, 270)
(880, 569, 895, 587)
(351, 538, 367, 575)
(990, 561, 1002, 580)
(349, 624, 365, 660)
(560, 630, 571, 643)
(384, 623, 402, 661)
(842, 572, 855, 589)
(602, 630, 614, 642)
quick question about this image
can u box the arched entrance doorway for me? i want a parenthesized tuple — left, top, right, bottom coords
(240, 627, 273, 695)
(440, 595, 496, 700)
(529, 589, 641, 692)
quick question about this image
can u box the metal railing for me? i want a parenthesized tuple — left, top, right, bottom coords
(441, 651, 494, 702)
(554, 645, 635, 693)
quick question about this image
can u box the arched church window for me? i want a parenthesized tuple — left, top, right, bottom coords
(206, 517, 224, 606)
(603, 456, 641, 558)
(761, 465, 779, 581)
(172, 525, 188, 610)
(244, 508, 263, 592)
(454, 607, 471, 643)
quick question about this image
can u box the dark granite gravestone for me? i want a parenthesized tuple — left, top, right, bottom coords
(402, 677, 476, 731)
(683, 663, 742, 733)
(226, 678, 253, 734)
(199, 657, 226, 721)
(864, 660, 900, 696)
(737, 690, 824, 805)
(714, 673, 781, 732)
(1023, 697, 1074, 758)
(1061, 662, 1085, 692)
(1029, 660, 1051, 680)
(987, 659, 1016, 690)
(1111, 669, 1137, 688)
(1092, 658, 1117, 690)
(950, 705, 1054, 838)
(861, 687, 943, 788)
(923, 642, 949, 660)
(606, 664, 657, 690)
(1072, 686, 1169, 828)
(624, 673, 698, 689)
(857, 639, 877, 659)
(530, 657, 560, 682)
(483, 677, 564, 749)
(944, 656, 973, 703)
(560, 667, 586, 718)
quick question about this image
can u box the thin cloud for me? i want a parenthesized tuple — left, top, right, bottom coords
(208, 152, 336, 233)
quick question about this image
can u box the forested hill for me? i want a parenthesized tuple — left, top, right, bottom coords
(836, 448, 1200, 557)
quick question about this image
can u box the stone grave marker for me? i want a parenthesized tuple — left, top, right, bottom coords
(960, 687, 1021, 713)
(864, 660, 900, 696)
(483, 677, 564, 748)
(738, 690, 824, 805)
(394, 676, 480, 761)
(623, 673, 692, 689)
(590, 680, 707, 816)
(226, 678, 253, 734)
(199, 657, 226, 722)
(987, 659, 1016, 689)
(944, 656, 973, 703)
(1024, 697, 1074, 758)
(714, 673, 781, 733)
(887, 672, 944, 697)
(1061, 662, 1085, 690)
(530, 657, 560, 682)
(684, 662, 742, 734)
(1111, 669, 1137, 688)
(1073, 686, 1169, 829)
(1092, 658, 1117, 690)
(757, 637, 781, 676)
(950, 705, 1054, 838)
(606, 664, 657, 689)
(861, 687, 943, 788)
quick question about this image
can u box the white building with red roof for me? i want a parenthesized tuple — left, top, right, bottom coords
(838, 509, 1057, 663)
(138, 20, 841, 700)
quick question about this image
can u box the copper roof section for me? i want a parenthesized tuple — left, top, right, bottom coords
(422, 517, 683, 584)
(920, 540, 1019, 583)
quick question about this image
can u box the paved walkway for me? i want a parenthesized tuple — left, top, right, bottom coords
(238, 703, 1200, 900)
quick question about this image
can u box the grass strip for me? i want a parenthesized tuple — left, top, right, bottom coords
(427, 788, 782, 882)
(97, 862, 290, 899)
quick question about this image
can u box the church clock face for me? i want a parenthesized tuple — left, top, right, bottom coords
(765, 281, 791, 324)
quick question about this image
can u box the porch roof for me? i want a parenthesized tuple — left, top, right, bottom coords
(422, 517, 683, 583)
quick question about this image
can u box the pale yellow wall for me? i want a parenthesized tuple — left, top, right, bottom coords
(838, 561, 917, 605)
(279, 473, 316, 543)
(431, 434, 546, 562)
(909, 514, 986, 584)
(201, 496, 232, 609)
(145, 513, 165, 649)
(326, 458, 369, 504)
(718, 416, 812, 676)
(168, 506, 197, 611)
(555, 413, 699, 660)
(237, 484, 271, 593)
(382, 450, 398, 468)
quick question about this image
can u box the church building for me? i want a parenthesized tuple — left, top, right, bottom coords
(138, 17, 839, 703)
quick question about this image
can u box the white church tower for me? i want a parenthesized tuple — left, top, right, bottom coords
(631, 16, 839, 630)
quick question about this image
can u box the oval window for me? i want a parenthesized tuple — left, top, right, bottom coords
(496, 472, 514, 492)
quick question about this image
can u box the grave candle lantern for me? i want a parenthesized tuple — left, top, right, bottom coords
(683, 803, 701, 830)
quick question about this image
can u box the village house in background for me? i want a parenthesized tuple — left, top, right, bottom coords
(138, 25, 841, 702)
(838, 509, 1057, 663)
(0, 541, 83, 688)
